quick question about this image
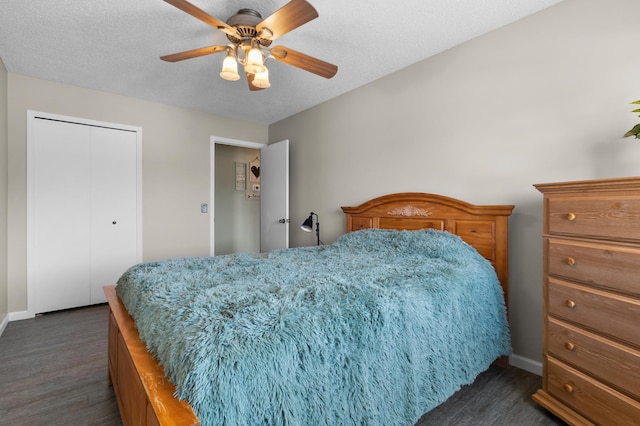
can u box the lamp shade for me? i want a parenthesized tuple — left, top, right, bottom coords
(252, 67, 270, 88)
(245, 46, 266, 74)
(220, 51, 240, 81)
(301, 215, 313, 232)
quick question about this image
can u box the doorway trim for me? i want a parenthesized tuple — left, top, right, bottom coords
(210, 136, 265, 256)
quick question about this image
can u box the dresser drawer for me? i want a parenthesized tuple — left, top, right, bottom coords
(548, 239, 640, 296)
(547, 357, 640, 425)
(548, 278, 640, 346)
(547, 318, 640, 399)
(547, 195, 640, 241)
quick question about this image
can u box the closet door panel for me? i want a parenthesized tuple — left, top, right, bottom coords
(90, 127, 138, 304)
(32, 119, 92, 313)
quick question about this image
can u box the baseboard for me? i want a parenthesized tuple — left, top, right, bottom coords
(509, 353, 542, 376)
(8, 310, 35, 322)
(0, 313, 8, 338)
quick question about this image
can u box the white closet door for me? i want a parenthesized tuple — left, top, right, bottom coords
(32, 119, 92, 313)
(89, 127, 138, 304)
(29, 115, 140, 313)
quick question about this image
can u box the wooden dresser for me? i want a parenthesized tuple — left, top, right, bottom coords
(533, 177, 640, 425)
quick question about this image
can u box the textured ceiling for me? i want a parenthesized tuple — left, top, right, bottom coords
(0, 0, 563, 124)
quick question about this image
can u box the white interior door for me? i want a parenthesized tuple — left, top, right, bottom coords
(90, 127, 138, 304)
(31, 119, 92, 313)
(28, 112, 142, 314)
(260, 139, 290, 252)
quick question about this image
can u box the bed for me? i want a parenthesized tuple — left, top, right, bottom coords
(104, 192, 514, 426)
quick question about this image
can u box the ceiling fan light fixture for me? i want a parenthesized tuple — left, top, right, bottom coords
(252, 67, 271, 89)
(245, 44, 266, 74)
(220, 50, 241, 81)
(161, 0, 338, 91)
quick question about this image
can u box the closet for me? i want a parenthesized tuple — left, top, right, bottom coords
(28, 112, 141, 314)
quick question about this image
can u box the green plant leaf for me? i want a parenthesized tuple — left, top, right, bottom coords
(633, 108, 640, 113)
(632, 100, 640, 104)
(624, 123, 640, 138)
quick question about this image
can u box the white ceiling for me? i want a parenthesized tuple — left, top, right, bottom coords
(0, 0, 563, 124)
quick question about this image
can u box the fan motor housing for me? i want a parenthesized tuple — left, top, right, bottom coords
(225, 9, 271, 46)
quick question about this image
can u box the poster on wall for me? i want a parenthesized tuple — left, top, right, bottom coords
(235, 162, 246, 191)
(250, 157, 260, 183)
(247, 157, 260, 199)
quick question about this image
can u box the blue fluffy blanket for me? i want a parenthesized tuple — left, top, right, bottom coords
(117, 229, 510, 426)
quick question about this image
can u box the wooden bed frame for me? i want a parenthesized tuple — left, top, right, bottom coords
(341, 192, 514, 303)
(104, 192, 514, 426)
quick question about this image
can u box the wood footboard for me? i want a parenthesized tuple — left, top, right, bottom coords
(104, 285, 199, 426)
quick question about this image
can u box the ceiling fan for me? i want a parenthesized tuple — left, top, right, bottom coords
(160, 0, 338, 91)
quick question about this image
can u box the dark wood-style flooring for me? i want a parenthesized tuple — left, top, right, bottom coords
(0, 304, 565, 425)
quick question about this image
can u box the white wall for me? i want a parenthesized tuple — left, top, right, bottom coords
(270, 0, 640, 370)
(214, 144, 260, 255)
(7, 74, 268, 314)
(0, 57, 8, 333)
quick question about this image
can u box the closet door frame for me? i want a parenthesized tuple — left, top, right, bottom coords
(26, 110, 143, 318)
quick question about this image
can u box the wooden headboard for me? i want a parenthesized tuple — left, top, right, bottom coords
(341, 192, 514, 303)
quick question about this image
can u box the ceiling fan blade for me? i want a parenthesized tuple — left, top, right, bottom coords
(270, 46, 337, 79)
(256, 0, 318, 40)
(164, 0, 239, 38)
(160, 45, 227, 62)
(246, 73, 266, 91)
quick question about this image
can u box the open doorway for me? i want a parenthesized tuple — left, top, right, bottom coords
(210, 136, 265, 256)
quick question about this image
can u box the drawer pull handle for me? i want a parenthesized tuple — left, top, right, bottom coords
(566, 257, 576, 266)
(565, 342, 576, 351)
(566, 212, 576, 221)
(563, 383, 575, 394)
(565, 299, 576, 309)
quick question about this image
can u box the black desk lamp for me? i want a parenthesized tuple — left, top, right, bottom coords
(301, 212, 321, 245)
